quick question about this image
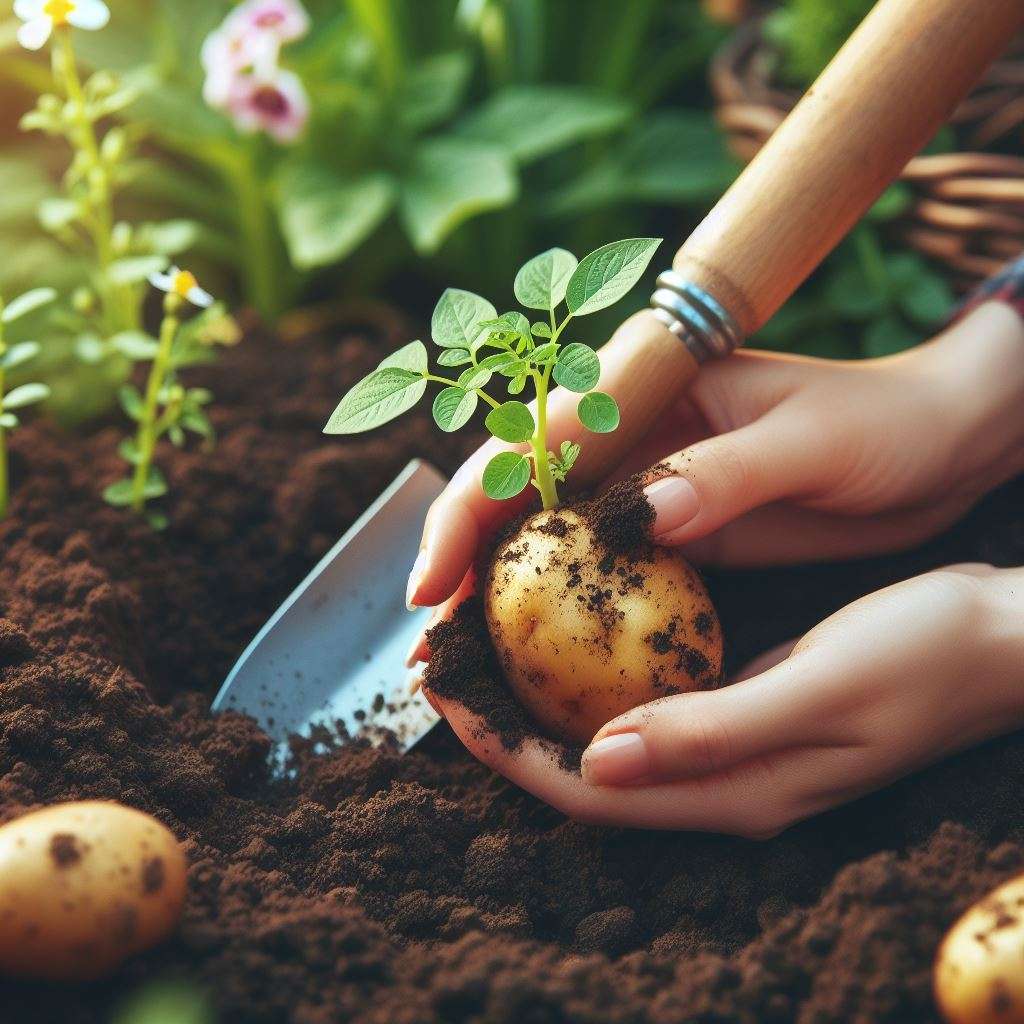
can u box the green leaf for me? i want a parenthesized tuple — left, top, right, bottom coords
(138, 219, 201, 257)
(432, 386, 477, 432)
(531, 322, 552, 338)
(277, 164, 395, 270)
(1, 340, 41, 370)
(457, 365, 492, 390)
(560, 440, 580, 470)
(485, 401, 535, 443)
(437, 348, 471, 367)
(111, 331, 160, 360)
(532, 342, 558, 364)
(456, 86, 631, 164)
(38, 197, 80, 232)
(508, 375, 527, 395)
(496, 358, 530, 378)
(431, 288, 497, 350)
(146, 510, 169, 531)
(548, 112, 736, 215)
(118, 384, 144, 421)
(102, 478, 135, 507)
(379, 340, 429, 374)
(823, 262, 885, 320)
(107, 255, 167, 286)
(181, 411, 214, 439)
(324, 366, 426, 434)
(3, 287, 57, 323)
(398, 52, 472, 133)
(863, 315, 920, 358)
(577, 391, 620, 433)
(0, 412, 18, 429)
(514, 248, 578, 310)
(553, 343, 600, 392)
(482, 451, 532, 500)
(400, 138, 517, 254)
(480, 351, 517, 371)
(118, 437, 142, 465)
(868, 183, 912, 222)
(898, 271, 954, 326)
(4, 382, 49, 409)
(565, 238, 662, 316)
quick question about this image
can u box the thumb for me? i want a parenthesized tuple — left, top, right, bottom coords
(641, 405, 839, 545)
(580, 648, 836, 786)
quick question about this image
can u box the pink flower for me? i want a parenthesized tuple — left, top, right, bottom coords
(201, 24, 278, 106)
(225, 0, 310, 44)
(225, 67, 309, 144)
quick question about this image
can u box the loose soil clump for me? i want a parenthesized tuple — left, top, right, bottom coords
(2, 316, 1024, 1022)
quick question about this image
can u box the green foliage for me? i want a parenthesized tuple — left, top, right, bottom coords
(764, 0, 873, 85)
(325, 237, 661, 509)
(112, 981, 214, 1024)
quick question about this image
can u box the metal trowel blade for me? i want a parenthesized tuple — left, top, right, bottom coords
(211, 459, 448, 771)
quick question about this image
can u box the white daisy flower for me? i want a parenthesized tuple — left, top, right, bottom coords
(148, 267, 215, 309)
(14, 0, 110, 51)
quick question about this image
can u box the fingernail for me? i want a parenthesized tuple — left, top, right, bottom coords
(406, 549, 427, 610)
(582, 732, 650, 785)
(643, 476, 700, 537)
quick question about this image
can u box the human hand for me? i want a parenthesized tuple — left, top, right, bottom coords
(428, 564, 1024, 836)
(407, 300, 1024, 663)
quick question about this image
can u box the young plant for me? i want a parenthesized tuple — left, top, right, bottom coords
(325, 238, 662, 509)
(102, 268, 218, 529)
(0, 287, 57, 519)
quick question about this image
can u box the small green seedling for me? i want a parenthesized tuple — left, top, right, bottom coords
(103, 268, 218, 529)
(0, 287, 57, 520)
(325, 238, 661, 509)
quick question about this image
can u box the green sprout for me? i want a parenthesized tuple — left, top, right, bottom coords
(102, 268, 221, 529)
(0, 287, 57, 520)
(325, 238, 661, 509)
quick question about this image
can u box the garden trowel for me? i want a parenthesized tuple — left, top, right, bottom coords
(211, 459, 447, 770)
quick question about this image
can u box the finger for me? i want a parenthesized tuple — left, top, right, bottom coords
(411, 311, 694, 605)
(732, 639, 798, 681)
(641, 402, 847, 545)
(579, 648, 846, 786)
(433, 694, 844, 836)
(404, 568, 476, 667)
(680, 495, 971, 567)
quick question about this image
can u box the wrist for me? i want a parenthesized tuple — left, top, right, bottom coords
(914, 302, 1024, 484)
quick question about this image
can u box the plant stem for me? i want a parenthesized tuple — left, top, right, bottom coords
(424, 374, 501, 409)
(531, 365, 558, 510)
(130, 295, 180, 513)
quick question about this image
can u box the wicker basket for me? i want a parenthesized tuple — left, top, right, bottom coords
(709, 18, 1024, 291)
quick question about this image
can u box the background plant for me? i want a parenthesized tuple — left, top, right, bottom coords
(326, 237, 660, 508)
(0, 285, 55, 519)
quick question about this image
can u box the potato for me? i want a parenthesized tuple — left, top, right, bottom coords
(934, 873, 1024, 1023)
(0, 801, 187, 981)
(485, 507, 722, 746)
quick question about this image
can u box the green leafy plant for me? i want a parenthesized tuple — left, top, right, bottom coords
(763, 0, 873, 86)
(102, 267, 223, 528)
(0, 286, 56, 519)
(326, 237, 660, 508)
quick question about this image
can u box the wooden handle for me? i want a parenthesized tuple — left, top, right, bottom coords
(674, 0, 1024, 338)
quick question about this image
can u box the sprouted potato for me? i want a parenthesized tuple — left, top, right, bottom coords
(0, 801, 187, 980)
(486, 507, 722, 745)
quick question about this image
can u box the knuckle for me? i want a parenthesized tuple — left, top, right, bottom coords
(671, 714, 734, 777)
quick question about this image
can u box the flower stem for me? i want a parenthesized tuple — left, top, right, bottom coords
(130, 295, 180, 513)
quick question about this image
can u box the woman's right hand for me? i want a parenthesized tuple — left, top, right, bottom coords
(407, 300, 1024, 661)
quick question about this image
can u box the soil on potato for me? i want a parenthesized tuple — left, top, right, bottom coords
(2, 316, 1024, 1023)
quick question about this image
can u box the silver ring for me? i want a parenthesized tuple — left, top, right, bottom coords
(650, 270, 742, 364)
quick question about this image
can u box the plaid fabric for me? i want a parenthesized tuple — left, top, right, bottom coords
(949, 252, 1024, 325)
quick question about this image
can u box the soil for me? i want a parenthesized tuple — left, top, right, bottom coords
(2, 316, 1024, 1023)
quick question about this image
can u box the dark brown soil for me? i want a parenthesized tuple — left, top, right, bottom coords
(2, 317, 1024, 1023)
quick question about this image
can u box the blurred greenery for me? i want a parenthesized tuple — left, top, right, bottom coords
(0, 0, 966, 427)
(112, 981, 215, 1024)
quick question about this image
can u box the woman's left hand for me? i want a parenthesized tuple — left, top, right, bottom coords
(428, 564, 1024, 836)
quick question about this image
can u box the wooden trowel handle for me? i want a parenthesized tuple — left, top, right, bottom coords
(673, 0, 1024, 338)
(594, 0, 1021, 481)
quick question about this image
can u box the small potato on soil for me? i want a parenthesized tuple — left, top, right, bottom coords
(0, 800, 187, 981)
(934, 872, 1024, 1023)
(485, 507, 722, 746)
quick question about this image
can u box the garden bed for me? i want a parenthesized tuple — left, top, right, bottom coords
(2, 315, 1024, 1023)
